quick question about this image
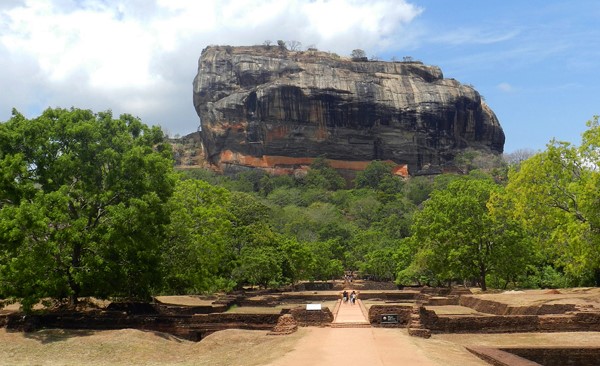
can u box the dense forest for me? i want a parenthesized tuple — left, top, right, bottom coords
(1, 108, 599, 312)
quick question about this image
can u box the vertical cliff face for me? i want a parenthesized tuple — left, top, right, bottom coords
(193, 45, 505, 175)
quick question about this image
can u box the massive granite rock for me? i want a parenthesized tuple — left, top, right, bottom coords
(193, 45, 504, 175)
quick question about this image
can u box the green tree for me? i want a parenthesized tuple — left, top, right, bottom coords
(351, 49, 367, 60)
(162, 179, 233, 293)
(306, 240, 344, 281)
(499, 117, 600, 285)
(280, 236, 314, 285)
(405, 176, 529, 290)
(280, 202, 345, 243)
(354, 160, 396, 190)
(347, 194, 382, 229)
(403, 176, 434, 205)
(0, 108, 175, 310)
(346, 227, 399, 273)
(304, 157, 346, 191)
(259, 174, 295, 196)
(233, 246, 282, 288)
(360, 248, 397, 281)
(370, 196, 416, 239)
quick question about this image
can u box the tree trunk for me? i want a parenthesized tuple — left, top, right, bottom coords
(68, 242, 82, 307)
(479, 263, 487, 291)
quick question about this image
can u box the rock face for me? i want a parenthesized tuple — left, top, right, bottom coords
(193, 45, 505, 175)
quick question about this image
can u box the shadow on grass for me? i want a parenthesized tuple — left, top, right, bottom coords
(18, 328, 98, 344)
(17, 328, 188, 344)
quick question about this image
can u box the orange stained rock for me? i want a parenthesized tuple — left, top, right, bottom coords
(218, 150, 409, 177)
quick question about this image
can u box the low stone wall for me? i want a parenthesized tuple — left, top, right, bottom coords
(426, 296, 459, 306)
(290, 307, 333, 326)
(359, 292, 418, 301)
(294, 282, 334, 291)
(420, 287, 452, 296)
(4, 311, 281, 341)
(503, 347, 600, 366)
(459, 296, 510, 315)
(352, 281, 400, 291)
(538, 312, 600, 332)
(268, 314, 298, 335)
(459, 296, 577, 315)
(422, 306, 600, 334)
(283, 293, 341, 301)
(155, 304, 228, 315)
(237, 296, 281, 307)
(467, 346, 542, 366)
(152, 296, 237, 315)
(422, 311, 539, 334)
(107, 302, 158, 314)
(332, 300, 341, 321)
(191, 313, 281, 324)
(368, 305, 412, 327)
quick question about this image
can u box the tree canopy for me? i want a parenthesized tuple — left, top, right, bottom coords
(497, 116, 600, 285)
(400, 175, 529, 290)
(3, 107, 599, 311)
(0, 108, 176, 309)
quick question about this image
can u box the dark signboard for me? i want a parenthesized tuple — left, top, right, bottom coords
(381, 314, 398, 324)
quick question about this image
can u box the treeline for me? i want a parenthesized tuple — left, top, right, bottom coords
(1, 108, 599, 312)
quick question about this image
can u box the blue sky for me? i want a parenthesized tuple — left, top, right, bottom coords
(396, 1, 600, 153)
(1, 0, 599, 153)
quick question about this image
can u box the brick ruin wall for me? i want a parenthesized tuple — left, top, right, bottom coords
(289, 307, 334, 326)
(368, 305, 412, 327)
(420, 307, 600, 334)
(468, 346, 600, 366)
(459, 296, 577, 315)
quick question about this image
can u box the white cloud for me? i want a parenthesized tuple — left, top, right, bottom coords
(497, 82, 513, 92)
(432, 28, 520, 46)
(2, 1, 158, 87)
(0, 0, 422, 134)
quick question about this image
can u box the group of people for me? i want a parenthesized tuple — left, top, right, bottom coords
(342, 290, 357, 305)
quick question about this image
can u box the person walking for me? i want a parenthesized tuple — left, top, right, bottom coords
(342, 290, 348, 303)
(350, 290, 356, 305)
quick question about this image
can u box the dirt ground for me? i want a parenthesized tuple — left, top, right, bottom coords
(1, 288, 599, 365)
(0, 327, 477, 366)
(0, 328, 302, 366)
(5, 327, 598, 366)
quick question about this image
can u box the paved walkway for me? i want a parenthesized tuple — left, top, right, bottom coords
(265, 327, 438, 365)
(334, 298, 369, 324)
(265, 296, 440, 366)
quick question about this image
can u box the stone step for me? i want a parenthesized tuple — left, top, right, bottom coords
(408, 327, 431, 338)
(330, 322, 371, 328)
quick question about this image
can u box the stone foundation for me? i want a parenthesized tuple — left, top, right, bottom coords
(3, 311, 281, 341)
(421, 307, 600, 334)
(290, 307, 334, 326)
(503, 347, 600, 366)
(368, 305, 412, 327)
(459, 296, 577, 315)
(268, 314, 298, 335)
(468, 346, 600, 366)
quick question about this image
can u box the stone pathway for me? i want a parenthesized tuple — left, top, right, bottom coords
(333, 298, 370, 327)
(264, 327, 439, 366)
(264, 297, 442, 365)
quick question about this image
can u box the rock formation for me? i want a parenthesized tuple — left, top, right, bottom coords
(193, 45, 505, 176)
